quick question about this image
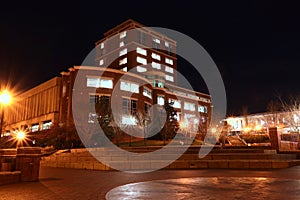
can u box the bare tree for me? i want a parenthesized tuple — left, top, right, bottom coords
(279, 96, 300, 133)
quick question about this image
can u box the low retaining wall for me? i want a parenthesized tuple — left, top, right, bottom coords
(280, 141, 299, 151)
(0, 171, 21, 186)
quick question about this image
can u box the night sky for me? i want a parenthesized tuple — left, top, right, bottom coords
(1, 1, 300, 116)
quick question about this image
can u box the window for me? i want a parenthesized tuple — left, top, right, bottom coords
(122, 98, 137, 116)
(121, 67, 127, 72)
(169, 99, 181, 108)
(100, 42, 104, 49)
(184, 102, 196, 111)
(165, 42, 173, 55)
(152, 62, 161, 69)
(157, 95, 165, 105)
(198, 105, 207, 113)
(138, 31, 146, 45)
(119, 57, 127, 65)
(152, 38, 160, 49)
(165, 58, 173, 65)
(143, 87, 152, 99)
(136, 47, 147, 56)
(31, 124, 39, 132)
(165, 75, 174, 82)
(120, 41, 124, 47)
(119, 48, 127, 56)
(165, 66, 173, 73)
(87, 77, 113, 89)
(120, 31, 127, 39)
(137, 56, 147, 65)
(137, 66, 147, 72)
(99, 59, 104, 66)
(42, 120, 52, 130)
(120, 81, 139, 93)
(122, 98, 130, 115)
(151, 53, 161, 60)
(90, 95, 100, 104)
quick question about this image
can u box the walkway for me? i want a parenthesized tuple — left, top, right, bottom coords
(1, 166, 300, 199)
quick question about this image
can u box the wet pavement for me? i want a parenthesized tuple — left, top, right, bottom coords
(106, 177, 300, 200)
(0, 166, 300, 199)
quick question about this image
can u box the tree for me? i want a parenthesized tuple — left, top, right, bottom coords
(160, 101, 180, 144)
(279, 97, 300, 133)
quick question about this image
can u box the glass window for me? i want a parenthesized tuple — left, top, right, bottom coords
(152, 38, 160, 49)
(100, 42, 104, 49)
(157, 95, 165, 105)
(121, 67, 127, 72)
(131, 99, 137, 115)
(165, 75, 174, 82)
(151, 53, 161, 60)
(165, 58, 174, 65)
(42, 120, 52, 130)
(152, 62, 161, 69)
(184, 102, 196, 111)
(137, 66, 147, 72)
(165, 66, 173, 73)
(119, 57, 127, 65)
(120, 41, 124, 47)
(137, 56, 147, 65)
(87, 78, 113, 89)
(99, 59, 104, 66)
(138, 31, 146, 45)
(143, 87, 152, 99)
(122, 98, 130, 115)
(31, 124, 39, 132)
(120, 81, 139, 93)
(119, 48, 127, 56)
(169, 99, 181, 108)
(137, 47, 147, 56)
(120, 31, 127, 39)
(198, 105, 207, 113)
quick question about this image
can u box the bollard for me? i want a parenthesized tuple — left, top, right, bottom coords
(16, 147, 41, 182)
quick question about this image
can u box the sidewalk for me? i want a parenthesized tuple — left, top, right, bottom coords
(1, 166, 300, 199)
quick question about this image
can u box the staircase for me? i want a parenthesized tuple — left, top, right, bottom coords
(40, 146, 300, 171)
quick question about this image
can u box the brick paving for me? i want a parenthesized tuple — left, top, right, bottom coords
(0, 166, 300, 199)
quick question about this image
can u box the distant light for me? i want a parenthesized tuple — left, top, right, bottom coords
(243, 127, 251, 133)
(211, 127, 217, 133)
(254, 125, 262, 131)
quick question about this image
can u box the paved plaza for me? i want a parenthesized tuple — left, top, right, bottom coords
(1, 166, 300, 199)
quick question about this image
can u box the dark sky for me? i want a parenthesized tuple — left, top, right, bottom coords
(1, 1, 300, 115)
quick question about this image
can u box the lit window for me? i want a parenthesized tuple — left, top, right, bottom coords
(120, 81, 139, 93)
(165, 75, 174, 82)
(184, 102, 196, 111)
(169, 99, 181, 108)
(121, 115, 137, 125)
(157, 96, 165, 105)
(31, 124, 39, 132)
(119, 48, 127, 56)
(120, 31, 127, 39)
(121, 67, 127, 72)
(137, 66, 147, 72)
(42, 120, 52, 130)
(151, 53, 161, 60)
(165, 66, 173, 73)
(87, 77, 113, 89)
(165, 42, 169, 48)
(153, 38, 160, 44)
(119, 57, 127, 65)
(137, 56, 147, 65)
(120, 41, 124, 47)
(100, 42, 104, 49)
(99, 59, 104, 66)
(143, 87, 152, 99)
(165, 58, 173, 65)
(198, 105, 207, 113)
(136, 47, 147, 56)
(152, 62, 161, 69)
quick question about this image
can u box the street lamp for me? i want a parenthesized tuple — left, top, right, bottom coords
(0, 90, 11, 139)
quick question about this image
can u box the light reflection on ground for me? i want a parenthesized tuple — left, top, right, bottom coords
(106, 177, 300, 200)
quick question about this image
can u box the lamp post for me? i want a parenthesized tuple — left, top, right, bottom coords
(0, 90, 11, 141)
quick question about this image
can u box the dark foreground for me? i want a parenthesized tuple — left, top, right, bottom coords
(1, 166, 300, 199)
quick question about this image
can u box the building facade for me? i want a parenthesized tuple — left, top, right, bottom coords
(2, 19, 212, 138)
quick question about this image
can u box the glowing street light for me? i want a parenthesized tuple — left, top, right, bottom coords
(0, 90, 12, 140)
(14, 130, 28, 147)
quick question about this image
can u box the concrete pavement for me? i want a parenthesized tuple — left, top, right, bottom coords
(1, 166, 300, 199)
